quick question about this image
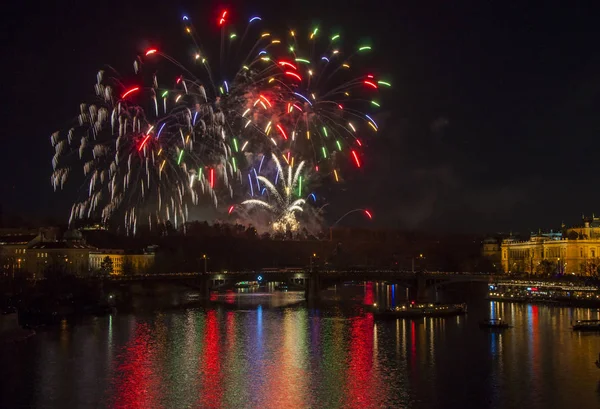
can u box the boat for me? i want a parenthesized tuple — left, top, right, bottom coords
(374, 302, 467, 319)
(479, 318, 510, 329)
(185, 293, 201, 301)
(235, 281, 259, 289)
(573, 320, 600, 331)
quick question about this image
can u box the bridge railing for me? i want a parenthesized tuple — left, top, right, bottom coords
(104, 270, 499, 281)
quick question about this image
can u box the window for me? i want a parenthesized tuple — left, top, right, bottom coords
(580, 248, 584, 257)
(592, 249, 596, 258)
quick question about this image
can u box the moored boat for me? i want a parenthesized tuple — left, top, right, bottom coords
(235, 281, 260, 289)
(479, 318, 510, 329)
(374, 302, 467, 319)
(572, 319, 600, 331)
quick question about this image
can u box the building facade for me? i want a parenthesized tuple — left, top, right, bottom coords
(0, 233, 37, 277)
(1, 228, 155, 278)
(499, 216, 600, 275)
(89, 250, 154, 276)
(26, 241, 94, 278)
(482, 237, 501, 262)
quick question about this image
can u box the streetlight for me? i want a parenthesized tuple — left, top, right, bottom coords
(310, 253, 317, 272)
(202, 254, 208, 274)
(412, 253, 425, 273)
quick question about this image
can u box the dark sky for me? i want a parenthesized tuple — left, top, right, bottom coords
(2, 0, 600, 233)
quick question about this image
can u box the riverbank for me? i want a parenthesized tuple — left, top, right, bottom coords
(489, 278, 600, 307)
(0, 314, 35, 343)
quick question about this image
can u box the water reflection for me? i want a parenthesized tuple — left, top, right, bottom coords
(1, 285, 600, 409)
(112, 323, 162, 408)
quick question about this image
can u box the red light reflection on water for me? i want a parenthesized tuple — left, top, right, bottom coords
(363, 281, 374, 305)
(112, 323, 162, 409)
(197, 310, 223, 408)
(411, 320, 417, 360)
(225, 290, 236, 305)
(345, 313, 383, 408)
(528, 305, 541, 390)
(409, 320, 418, 380)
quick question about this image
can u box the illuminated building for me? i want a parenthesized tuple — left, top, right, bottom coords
(89, 250, 154, 276)
(0, 232, 37, 277)
(495, 215, 600, 275)
(25, 230, 94, 279)
(0, 228, 155, 278)
(27, 241, 94, 279)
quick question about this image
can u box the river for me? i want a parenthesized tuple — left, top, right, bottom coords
(1, 282, 599, 408)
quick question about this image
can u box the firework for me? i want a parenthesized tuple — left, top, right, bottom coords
(205, 12, 390, 185)
(50, 9, 388, 233)
(235, 153, 308, 233)
(50, 63, 236, 234)
(177, 10, 389, 198)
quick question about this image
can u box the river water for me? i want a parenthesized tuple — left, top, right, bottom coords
(1, 282, 600, 409)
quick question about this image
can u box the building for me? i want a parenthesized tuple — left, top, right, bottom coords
(24, 230, 95, 279)
(482, 237, 501, 261)
(0, 232, 37, 277)
(1, 228, 156, 278)
(26, 241, 94, 278)
(499, 215, 600, 275)
(89, 249, 154, 276)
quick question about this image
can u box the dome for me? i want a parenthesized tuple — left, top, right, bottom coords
(63, 229, 83, 241)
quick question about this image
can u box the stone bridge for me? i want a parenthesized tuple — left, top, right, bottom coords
(107, 269, 495, 301)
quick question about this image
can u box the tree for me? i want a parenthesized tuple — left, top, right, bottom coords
(535, 260, 556, 276)
(44, 261, 69, 281)
(122, 256, 134, 276)
(99, 256, 113, 277)
(580, 258, 600, 277)
(567, 231, 579, 240)
(245, 226, 257, 239)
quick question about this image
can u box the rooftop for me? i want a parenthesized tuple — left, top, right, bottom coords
(28, 241, 96, 250)
(0, 234, 37, 245)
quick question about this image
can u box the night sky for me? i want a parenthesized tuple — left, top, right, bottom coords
(3, 0, 600, 233)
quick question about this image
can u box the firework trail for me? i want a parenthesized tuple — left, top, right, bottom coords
(50, 9, 389, 233)
(50, 64, 233, 234)
(206, 11, 391, 185)
(232, 153, 320, 234)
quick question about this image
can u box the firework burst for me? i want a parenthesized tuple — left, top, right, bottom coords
(50, 9, 389, 233)
(237, 153, 311, 233)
